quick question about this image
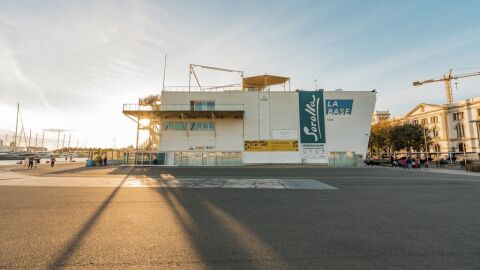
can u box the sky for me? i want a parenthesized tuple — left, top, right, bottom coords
(0, 0, 480, 148)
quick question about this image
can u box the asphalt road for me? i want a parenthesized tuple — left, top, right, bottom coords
(1, 166, 480, 269)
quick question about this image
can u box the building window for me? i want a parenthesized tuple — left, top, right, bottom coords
(458, 143, 465, 153)
(453, 112, 464, 121)
(162, 122, 187, 130)
(432, 127, 439, 138)
(477, 108, 480, 117)
(455, 123, 465, 138)
(430, 116, 438, 124)
(434, 144, 441, 153)
(191, 101, 215, 111)
(412, 119, 419, 125)
(190, 121, 215, 130)
(421, 118, 428, 125)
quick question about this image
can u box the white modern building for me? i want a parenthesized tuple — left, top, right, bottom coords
(123, 75, 376, 166)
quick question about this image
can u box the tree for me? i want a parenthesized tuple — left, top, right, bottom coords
(389, 123, 431, 154)
(369, 122, 431, 158)
(368, 122, 392, 157)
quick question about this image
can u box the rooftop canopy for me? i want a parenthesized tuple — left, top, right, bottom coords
(242, 75, 289, 91)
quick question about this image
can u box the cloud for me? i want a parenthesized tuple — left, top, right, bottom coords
(0, 0, 479, 147)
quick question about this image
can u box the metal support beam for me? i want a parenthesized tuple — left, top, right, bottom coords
(212, 112, 216, 137)
(135, 117, 140, 150)
(181, 112, 189, 137)
(191, 65, 203, 91)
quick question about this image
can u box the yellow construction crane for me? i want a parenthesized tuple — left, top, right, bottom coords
(413, 69, 480, 104)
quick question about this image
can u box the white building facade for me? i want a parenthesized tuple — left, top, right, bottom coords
(373, 97, 480, 157)
(124, 88, 376, 166)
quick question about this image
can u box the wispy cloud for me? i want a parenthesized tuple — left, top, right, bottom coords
(0, 0, 479, 146)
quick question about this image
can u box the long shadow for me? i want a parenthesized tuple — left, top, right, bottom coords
(45, 165, 120, 175)
(154, 187, 260, 269)
(46, 168, 132, 269)
(154, 184, 292, 269)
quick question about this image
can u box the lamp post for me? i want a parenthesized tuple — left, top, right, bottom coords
(423, 126, 428, 161)
(470, 120, 480, 160)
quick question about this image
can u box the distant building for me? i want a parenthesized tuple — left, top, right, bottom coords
(378, 97, 480, 156)
(372, 110, 391, 124)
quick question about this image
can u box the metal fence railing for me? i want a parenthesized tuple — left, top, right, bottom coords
(162, 85, 244, 92)
(123, 104, 244, 112)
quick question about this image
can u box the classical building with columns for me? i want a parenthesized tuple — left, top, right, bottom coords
(373, 97, 480, 157)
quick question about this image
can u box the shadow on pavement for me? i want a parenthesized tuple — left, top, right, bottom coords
(46, 168, 132, 269)
(154, 185, 292, 269)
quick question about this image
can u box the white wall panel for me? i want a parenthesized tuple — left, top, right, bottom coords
(244, 152, 301, 164)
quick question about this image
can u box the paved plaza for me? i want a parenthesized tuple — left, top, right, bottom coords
(1, 164, 480, 269)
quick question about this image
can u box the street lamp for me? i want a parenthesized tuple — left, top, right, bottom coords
(423, 126, 429, 161)
(470, 119, 480, 160)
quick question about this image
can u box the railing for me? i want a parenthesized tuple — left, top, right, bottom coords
(123, 104, 244, 112)
(162, 85, 243, 92)
(123, 104, 154, 111)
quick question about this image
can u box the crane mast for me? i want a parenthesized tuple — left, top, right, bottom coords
(413, 69, 480, 104)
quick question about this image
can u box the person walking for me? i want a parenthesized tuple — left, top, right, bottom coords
(28, 156, 34, 170)
(34, 155, 40, 169)
(393, 159, 398, 167)
(415, 158, 420, 169)
(103, 156, 107, 166)
(24, 156, 29, 168)
(50, 156, 56, 168)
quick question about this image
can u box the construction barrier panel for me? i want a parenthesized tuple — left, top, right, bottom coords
(244, 140, 298, 152)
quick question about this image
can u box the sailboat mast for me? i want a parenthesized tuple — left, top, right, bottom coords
(13, 103, 19, 152)
(41, 130, 45, 148)
(28, 129, 31, 151)
(34, 133, 38, 152)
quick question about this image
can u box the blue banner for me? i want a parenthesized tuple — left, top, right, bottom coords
(325, 99, 353, 115)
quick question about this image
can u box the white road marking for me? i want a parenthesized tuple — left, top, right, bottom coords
(0, 171, 337, 189)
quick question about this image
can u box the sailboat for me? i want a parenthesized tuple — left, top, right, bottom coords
(0, 103, 36, 160)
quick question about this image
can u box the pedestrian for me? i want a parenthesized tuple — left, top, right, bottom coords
(34, 156, 40, 169)
(390, 156, 394, 166)
(28, 156, 34, 170)
(24, 156, 29, 168)
(407, 157, 412, 169)
(103, 156, 107, 166)
(425, 159, 429, 168)
(415, 159, 420, 169)
(401, 158, 407, 169)
(50, 156, 56, 168)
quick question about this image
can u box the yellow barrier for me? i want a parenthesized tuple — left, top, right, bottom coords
(244, 140, 298, 152)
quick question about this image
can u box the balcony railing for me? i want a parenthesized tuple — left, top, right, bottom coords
(123, 104, 244, 112)
(162, 85, 243, 92)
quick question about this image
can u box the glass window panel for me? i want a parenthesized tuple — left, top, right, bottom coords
(206, 101, 215, 110)
(194, 103, 202, 111)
